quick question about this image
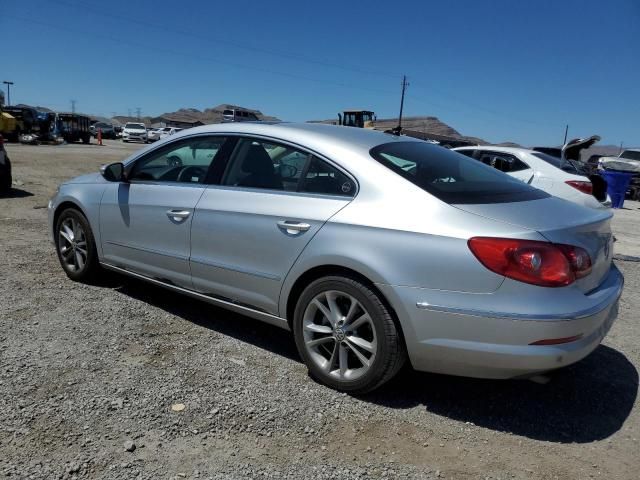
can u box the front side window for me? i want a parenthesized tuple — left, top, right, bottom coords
(222, 138, 355, 196)
(129, 136, 227, 184)
(371, 141, 548, 204)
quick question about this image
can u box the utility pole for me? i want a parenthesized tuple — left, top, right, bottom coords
(3, 81, 14, 106)
(128, 108, 132, 118)
(398, 75, 408, 130)
(563, 124, 569, 145)
(619, 142, 624, 155)
(136, 107, 141, 120)
(71, 99, 76, 114)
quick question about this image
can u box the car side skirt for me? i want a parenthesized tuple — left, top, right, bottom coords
(100, 262, 290, 331)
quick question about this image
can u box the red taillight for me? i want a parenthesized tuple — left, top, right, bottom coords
(565, 180, 593, 195)
(468, 237, 592, 287)
(0, 134, 4, 146)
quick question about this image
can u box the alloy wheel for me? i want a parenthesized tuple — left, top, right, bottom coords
(58, 217, 88, 272)
(302, 290, 377, 381)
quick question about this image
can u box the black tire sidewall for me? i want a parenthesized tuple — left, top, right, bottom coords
(54, 208, 99, 281)
(293, 276, 395, 393)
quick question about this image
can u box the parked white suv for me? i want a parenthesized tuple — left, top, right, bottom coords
(122, 123, 148, 143)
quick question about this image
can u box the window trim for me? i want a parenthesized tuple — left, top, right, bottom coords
(216, 134, 359, 198)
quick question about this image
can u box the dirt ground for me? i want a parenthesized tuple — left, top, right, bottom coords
(1, 140, 638, 479)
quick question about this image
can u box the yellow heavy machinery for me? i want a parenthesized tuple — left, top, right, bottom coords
(0, 108, 18, 141)
(337, 110, 376, 129)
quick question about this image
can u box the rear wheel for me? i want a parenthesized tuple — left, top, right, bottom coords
(293, 276, 406, 394)
(55, 208, 100, 282)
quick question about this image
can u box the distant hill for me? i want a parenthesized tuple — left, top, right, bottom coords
(112, 104, 280, 126)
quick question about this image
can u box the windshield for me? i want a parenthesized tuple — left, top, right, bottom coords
(620, 150, 640, 161)
(125, 123, 145, 129)
(370, 142, 548, 204)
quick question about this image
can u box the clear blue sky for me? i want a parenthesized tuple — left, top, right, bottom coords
(2, 0, 638, 146)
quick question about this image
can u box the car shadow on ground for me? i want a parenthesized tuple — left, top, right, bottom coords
(111, 275, 637, 444)
(1, 188, 33, 198)
(365, 345, 638, 444)
(111, 276, 300, 362)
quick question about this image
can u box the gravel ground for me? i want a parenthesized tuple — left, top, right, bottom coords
(1, 141, 638, 479)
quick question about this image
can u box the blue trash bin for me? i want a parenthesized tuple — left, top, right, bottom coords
(600, 170, 634, 208)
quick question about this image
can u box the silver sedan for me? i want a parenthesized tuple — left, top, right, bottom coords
(48, 123, 623, 393)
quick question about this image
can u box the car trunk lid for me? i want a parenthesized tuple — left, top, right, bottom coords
(454, 197, 614, 293)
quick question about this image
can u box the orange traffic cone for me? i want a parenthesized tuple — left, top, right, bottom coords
(98, 128, 103, 146)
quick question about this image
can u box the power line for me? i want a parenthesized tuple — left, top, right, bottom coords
(4, 14, 403, 101)
(6, 11, 555, 130)
(50, 0, 398, 80)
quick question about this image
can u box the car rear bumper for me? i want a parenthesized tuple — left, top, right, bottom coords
(377, 265, 623, 379)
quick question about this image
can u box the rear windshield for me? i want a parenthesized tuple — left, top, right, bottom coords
(531, 152, 580, 173)
(370, 142, 548, 204)
(125, 123, 145, 129)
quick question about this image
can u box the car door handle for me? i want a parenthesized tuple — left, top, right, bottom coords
(166, 209, 191, 221)
(277, 220, 311, 233)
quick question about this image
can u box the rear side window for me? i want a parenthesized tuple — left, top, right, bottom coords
(222, 138, 355, 196)
(300, 156, 355, 196)
(477, 152, 530, 173)
(370, 142, 548, 204)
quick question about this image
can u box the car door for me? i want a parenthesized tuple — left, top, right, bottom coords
(99, 135, 229, 288)
(190, 136, 356, 315)
(478, 151, 534, 183)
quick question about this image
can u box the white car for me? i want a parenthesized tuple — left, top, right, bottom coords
(454, 146, 609, 209)
(146, 128, 163, 142)
(122, 123, 148, 143)
(158, 127, 183, 140)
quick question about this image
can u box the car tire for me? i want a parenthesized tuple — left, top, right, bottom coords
(293, 276, 406, 394)
(54, 208, 100, 282)
(0, 173, 11, 195)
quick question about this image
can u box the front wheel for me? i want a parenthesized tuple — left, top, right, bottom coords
(55, 208, 100, 282)
(293, 276, 406, 394)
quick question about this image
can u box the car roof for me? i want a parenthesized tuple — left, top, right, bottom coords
(454, 145, 539, 155)
(172, 122, 417, 152)
(121, 122, 422, 172)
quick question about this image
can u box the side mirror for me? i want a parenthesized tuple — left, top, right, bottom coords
(100, 162, 125, 182)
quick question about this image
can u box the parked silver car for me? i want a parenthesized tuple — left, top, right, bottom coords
(48, 123, 623, 393)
